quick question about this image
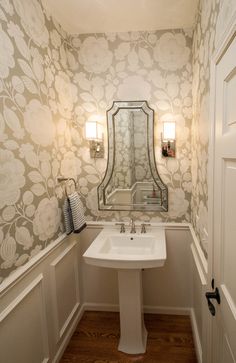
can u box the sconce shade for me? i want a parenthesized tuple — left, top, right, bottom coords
(85, 120, 104, 158)
(163, 122, 176, 141)
(162, 121, 176, 158)
(85, 121, 103, 141)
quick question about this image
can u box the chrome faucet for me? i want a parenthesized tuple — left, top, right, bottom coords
(115, 222, 125, 233)
(141, 223, 151, 233)
(130, 218, 136, 233)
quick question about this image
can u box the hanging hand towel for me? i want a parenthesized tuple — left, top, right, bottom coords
(63, 198, 74, 235)
(68, 192, 87, 233)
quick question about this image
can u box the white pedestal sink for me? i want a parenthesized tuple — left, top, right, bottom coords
(118, 269, 147, 354)
(83, 226, 166, 354)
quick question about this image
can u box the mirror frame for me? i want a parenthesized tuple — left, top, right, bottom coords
(97, 101, 168, 211)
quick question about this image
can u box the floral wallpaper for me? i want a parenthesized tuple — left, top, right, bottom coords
(191, 0, 236, 256)
(4, 0, 232, 280)
(69, 29, 193, 223)
(0, 0, 78, 282)
(0, 3, 193, 280)
(0, 0, 194, 281)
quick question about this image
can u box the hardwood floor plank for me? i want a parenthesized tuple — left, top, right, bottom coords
(60, 312, 197, 363)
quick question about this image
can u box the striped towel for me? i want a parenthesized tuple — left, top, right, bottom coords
(68, 192, 87, 233)
(62, 198, 74, 235)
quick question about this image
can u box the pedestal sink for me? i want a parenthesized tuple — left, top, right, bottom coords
(83, 226, 166, 354)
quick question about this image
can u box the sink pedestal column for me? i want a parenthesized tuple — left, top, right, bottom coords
(117, 269, 147, 354)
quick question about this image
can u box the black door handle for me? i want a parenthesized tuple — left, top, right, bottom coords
(205, 287, 221, 316)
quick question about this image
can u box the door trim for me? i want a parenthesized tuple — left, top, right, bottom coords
(207, 11, 236, 363)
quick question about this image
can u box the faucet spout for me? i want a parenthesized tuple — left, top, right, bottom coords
(130, 218, 136, 234)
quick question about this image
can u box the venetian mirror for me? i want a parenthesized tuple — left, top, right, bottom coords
(98, 101, 168, 211)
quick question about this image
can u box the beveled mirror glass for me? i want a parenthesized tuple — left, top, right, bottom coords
(98, 101, 168, 211)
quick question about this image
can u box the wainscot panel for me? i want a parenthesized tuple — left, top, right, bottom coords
(0, 234, 83, 363)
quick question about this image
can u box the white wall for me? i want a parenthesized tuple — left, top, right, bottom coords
(143, 229, 193, 311)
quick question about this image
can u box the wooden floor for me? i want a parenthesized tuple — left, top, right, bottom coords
(60, 311, 197, 363)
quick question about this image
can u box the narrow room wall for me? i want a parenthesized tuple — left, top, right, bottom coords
(0, 2, 194, 281)
(67, 29, 193, 222)
(191, 0, 236, 256)
(0, 0, 77, 281)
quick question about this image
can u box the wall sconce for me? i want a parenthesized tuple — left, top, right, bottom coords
(85, 120, 104, 158)
(161, 121, 176, 157)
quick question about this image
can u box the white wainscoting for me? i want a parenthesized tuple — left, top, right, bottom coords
(0, 274, 49, 363)
(79, 223, 206, 363)
(190, 229, 208, 363)
(0, 234, 83, 363)
(50, 242, 80, 343)
(80, 226, 193, 310)
(0, 223, 207, 363)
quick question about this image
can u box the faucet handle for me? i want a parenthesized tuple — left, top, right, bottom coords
(115, 223, 125, 233)
(141, 223, 151, 233)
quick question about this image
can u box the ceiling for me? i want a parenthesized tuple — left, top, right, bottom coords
(45, 0, 199, 35)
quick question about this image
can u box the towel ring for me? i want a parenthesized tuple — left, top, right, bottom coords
(57, 177, 77, 198)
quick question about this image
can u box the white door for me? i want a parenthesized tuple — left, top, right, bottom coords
(210, 27, 236, 363)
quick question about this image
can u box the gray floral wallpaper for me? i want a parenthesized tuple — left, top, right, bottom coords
(0, 1, 193, 281)
(0, 0, 76, 281)
(191, 0, 236, 256)
(1, 0, 233, 281)
(69, 29, 193, 223)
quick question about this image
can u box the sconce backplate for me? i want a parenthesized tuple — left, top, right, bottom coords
(161, 140, 176, 157)
(89, 140, 104, 158)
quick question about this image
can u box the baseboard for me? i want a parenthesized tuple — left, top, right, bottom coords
(52, 304, 85, 363)
(144, 305, 191, 315)
(190, 308, 202, 363)
(83, 302, 191, 316)
(83, 302, 119, 312)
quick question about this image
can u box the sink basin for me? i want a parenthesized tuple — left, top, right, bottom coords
(83, 227, 166, 269)
(83, 226, 166, 354)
